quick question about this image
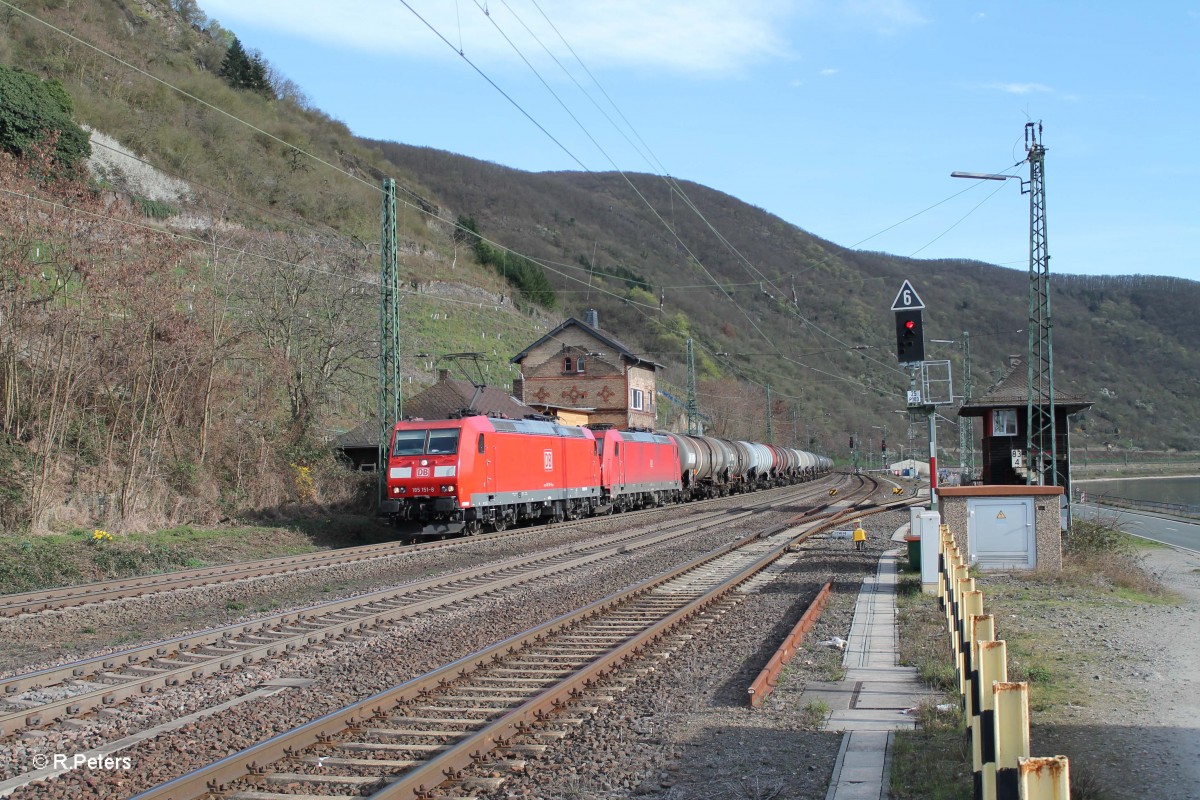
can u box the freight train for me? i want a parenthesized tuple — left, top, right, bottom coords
(380, 415, 833, 537)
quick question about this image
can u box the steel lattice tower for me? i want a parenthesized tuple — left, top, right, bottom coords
(377, 178, 401, 504)
(958, 331, 974, 478)
(686, 338, 699, 435)
(1023, 123, 1058, 485)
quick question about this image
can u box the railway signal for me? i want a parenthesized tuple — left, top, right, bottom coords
(891, 280, 926, 364)
(894, 310, 925, 363)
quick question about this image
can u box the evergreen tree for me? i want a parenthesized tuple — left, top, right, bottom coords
(0, 65, 91, 176)
(218, 35, 252, 89)
(218, 36, 274, 97)
(247, 53, 270, 96)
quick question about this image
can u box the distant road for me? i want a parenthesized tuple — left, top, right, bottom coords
(1074, 502, 1200, 554)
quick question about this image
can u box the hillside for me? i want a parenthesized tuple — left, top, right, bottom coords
(0, 0, 1197, 535)
(371, 142, 1200, 453)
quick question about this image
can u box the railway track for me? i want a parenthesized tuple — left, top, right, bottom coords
(1, 484, 843, 740)
(128, 484, 874, 800)
(0, 476, 850, 620)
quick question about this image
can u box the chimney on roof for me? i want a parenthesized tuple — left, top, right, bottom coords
(1008, 355, 1021, 368)
(438, 368, 450, 382)
(584, 309, 599, 329)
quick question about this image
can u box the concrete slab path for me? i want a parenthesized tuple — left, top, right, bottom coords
(805, 536, 936, 800)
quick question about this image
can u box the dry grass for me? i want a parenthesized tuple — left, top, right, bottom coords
(895, 575, 958, 692)
(1056, 518, 1170, 599)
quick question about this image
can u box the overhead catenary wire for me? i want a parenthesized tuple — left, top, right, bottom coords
(428, 0, 781, 351)
(465, 1, 919, 396)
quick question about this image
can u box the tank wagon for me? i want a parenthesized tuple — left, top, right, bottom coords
(382, 415, 831, 537)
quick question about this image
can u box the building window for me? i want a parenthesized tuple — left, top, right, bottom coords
(563, 357, 573, 373)
(993, 408, 1018, 436)
(631, 388, 645, 411)
(576, 356, 585, 373)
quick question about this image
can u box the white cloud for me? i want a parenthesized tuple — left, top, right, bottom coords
(843, 0, 928, 34)
(200, 0, 797, 74)
(986, 82, 1053, 95)
(820, 68, 839, 76)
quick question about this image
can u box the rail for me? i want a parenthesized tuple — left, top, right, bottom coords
(128, 491, 861, 800)
(0, 505, 771, 737)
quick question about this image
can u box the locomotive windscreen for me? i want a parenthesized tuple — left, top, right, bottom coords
(391, 429, 460, 456)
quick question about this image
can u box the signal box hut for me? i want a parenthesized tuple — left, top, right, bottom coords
(511, 309, 661, 430)
(936, 357, 1093, 570)
(956, 355, 1094, 492)
(335, 370, 533, 470)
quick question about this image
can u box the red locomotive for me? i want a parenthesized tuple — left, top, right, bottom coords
(381, 414, 831, 537)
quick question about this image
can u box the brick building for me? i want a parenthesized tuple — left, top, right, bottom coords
(510, 310, 660, 430)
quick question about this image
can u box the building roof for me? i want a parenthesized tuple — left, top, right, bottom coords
(510, 316, 663, 370)
(958, 357, 1093, 418)
(404, 377, 531, 420)
(334, 378, 532, 450)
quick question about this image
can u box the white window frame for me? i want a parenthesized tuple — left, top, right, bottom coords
(631, 388, 645, 411)
(992, 408, 1018, 437)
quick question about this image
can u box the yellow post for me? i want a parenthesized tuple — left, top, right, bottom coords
(937, 533, 948, 605)
(969, 614, 995, 720)
(952, 575, 974, 673)
(976, 640, 1008, 800)
(1018, 756, 1070, 800)
(958, 590, 983, 700)
(993, 682, 1030, 800)
(947, 564, 969, 640)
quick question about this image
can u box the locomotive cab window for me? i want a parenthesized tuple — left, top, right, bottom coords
(427, 429, 460, 455)
(477, 433, 485, 454)
(392, 430, 427, 457)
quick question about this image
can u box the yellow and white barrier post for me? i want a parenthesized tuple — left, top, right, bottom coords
(968, 614, 995, 721)
(974, 640, 1007, 799)
(958, 590, 984, 703)
(992, 681, 1030, 800)
(1018, 756, 1070, 800)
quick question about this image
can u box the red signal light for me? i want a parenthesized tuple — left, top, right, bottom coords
(904, 320, 915, 330)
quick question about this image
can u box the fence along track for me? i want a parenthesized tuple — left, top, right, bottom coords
(0, 480, 841, 619)
(1, 488, 822, 739)
(130, 485, 868, 800)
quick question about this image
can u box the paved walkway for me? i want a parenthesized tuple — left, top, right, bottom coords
(801, 529, 936, 800)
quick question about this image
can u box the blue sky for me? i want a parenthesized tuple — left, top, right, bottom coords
(198, 0, 1198, 282)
